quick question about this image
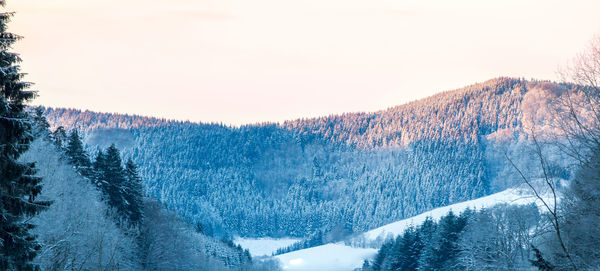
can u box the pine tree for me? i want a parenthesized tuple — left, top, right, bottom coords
(530, 245, 554, 271)
(418, 216, 443, 271)
(92, 148, 106, 183)
(94, 144, 136, 222)
(124, 158, 144, 225)
(65, 129, 92, 178)
(0, 4, 49, 270)
(397, 227, 421, 271)
(95, 145, 127, 219)
(31, 107, 49, 138)
(50, 126, 67, 149)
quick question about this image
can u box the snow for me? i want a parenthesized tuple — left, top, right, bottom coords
(275, 243, 377, 271)
(270, 186, 555, 271)
(234, 237, 301, 257)
(363, 187, 546, 241)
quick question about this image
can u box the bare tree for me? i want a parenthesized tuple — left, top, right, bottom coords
(505, 133, 577, 270)
(554, 35, 600, 165)
(508, 35, 600, 271)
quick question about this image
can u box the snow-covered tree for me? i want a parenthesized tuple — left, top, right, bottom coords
(458, 204, 540, 271)
(21, 140, 141, 270)
(65, 129, 93, 178)
(0, 4, 49, 270)
(519, 35, 600, 271)
(124, 158, 144, 226)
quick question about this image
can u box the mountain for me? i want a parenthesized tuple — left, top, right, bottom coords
(41, 77, 574, 238)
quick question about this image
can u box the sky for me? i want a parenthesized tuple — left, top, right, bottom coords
(9, 0, 600, 125)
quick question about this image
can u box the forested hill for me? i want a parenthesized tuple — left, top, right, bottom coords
(43, 107, 186, 131)
(41, 77, 572, 238)
(284, 77, 567, 148)
(44, 77, 563, 144)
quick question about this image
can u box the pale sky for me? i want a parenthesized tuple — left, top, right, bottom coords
(9, 0, 600, 125)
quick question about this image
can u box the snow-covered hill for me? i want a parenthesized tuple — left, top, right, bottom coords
(362, 187, 547, 242)
(42, 78, 575, 238)
(272, 186, 547, 271)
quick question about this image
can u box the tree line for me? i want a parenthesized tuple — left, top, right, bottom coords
(362, 204, 540, 271)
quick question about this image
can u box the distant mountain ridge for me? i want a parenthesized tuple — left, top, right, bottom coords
(45, 77, 567, 146)
(41, 77, 573, 237)
(284, 77, 560, 148)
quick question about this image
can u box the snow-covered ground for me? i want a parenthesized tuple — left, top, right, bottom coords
(275, 243, 377, 271)
(272, 186, 549, 271)
(234, 237, 301, 257)
(362, 187, 544, 241)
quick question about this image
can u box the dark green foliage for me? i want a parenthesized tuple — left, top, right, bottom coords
(419, 211, 469, 270)
(368, 212, 470, 271)
(93, 144, 146, 226)
(50, 126, 67, 149)
(31, 107, 49, 137)
(368, 205, 542, 271)
(94, 145, 128, 219)
(530, 246, 554, 271)
(273, 230, 325, 255)
(0, 7, 49, 271)
(65, 129, 93, 178)
(391, 227, 422, 271)
(124, 158, 144, 225)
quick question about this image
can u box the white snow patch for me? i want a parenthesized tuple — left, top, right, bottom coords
(234, 237, 301, 257)
(275, 243, 377, 271)
(363, 187, 549, 241)
(269, 186, 556, 271)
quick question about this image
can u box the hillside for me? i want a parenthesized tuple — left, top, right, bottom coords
(273, 186, 546, 271)
(21, 138, 268, 270)
(42, 77, 573, 238)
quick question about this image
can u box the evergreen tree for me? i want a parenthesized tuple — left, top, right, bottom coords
(50, 126, 67, 149)
(530, 245, 554, 271)
(371, 242, 392, 271)
(361, 260, 372, 271)
(92, 148, 106, 187)
(65, 129, 92, 178)
(397, 227, 422, 271)
(0, 5, 49, 270)
(124, 158, 144, 225)
(96, 145, 128, 220)
(417, 217, 438, 270)
(93, 144, 145, 225)
(31, 107, 49, 138)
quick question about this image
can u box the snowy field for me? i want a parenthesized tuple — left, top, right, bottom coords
(272, 186, 549, 271)
(234, 237, 301, 257)
(275, 243, 377, 271)
(362, 187, 546, 241)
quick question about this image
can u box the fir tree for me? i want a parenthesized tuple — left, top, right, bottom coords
(93, 148, 106, 187)
(124, 158, 144, 225)
(93, 144, 146, 225)
(397, 227, 422, 271)
(65, 129, 92, 178)
(95, 145, 127, 219)
(530, 245, 554, 271)
(50, 126, 67, 149)
(0, 4, 49, 270)
(31, 107, 49, 138)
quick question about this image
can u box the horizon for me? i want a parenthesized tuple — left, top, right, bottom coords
(10, 0, 600, 125)
(42, 76, 535, 126)
(3, 1, 600, 270)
